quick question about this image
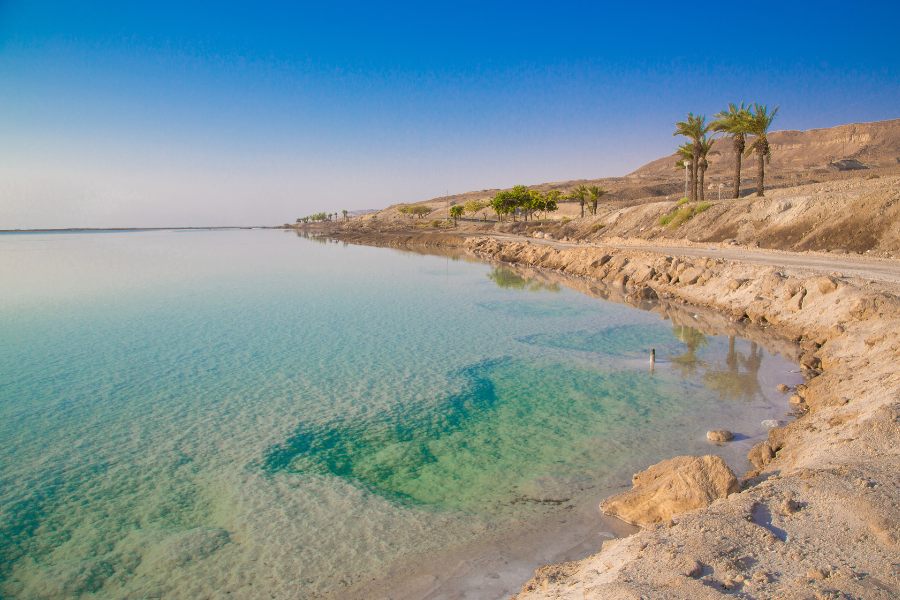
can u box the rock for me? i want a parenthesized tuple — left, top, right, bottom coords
(800, 352, 822, 370)
(678, 267, 705, 285)
(631, 264, 657, 284)
(789, 394, 804, 405)
(633, 286, 658, 301)
(849, 295, 878, 319)
(727, 279, 744, 291)
(612, 273, 629, 287)
(815, 276, 838, 295)
(599, 455, 740, 527)
(748, 442, 776, 468)
(533, 232, 544, 239)
(806, 568, 827, 581)
(777, 384, 791, 392)
(761, 419, 781, 428)
(707, 430, 734, 442)
(786, 289, 806, 312)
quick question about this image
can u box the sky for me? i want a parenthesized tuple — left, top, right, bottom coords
(1, 1, 899, 228)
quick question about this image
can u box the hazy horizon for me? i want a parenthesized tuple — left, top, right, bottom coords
(2, 0, 899, 229)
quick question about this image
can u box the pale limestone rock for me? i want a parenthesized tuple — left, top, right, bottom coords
(816, 276, 838, 294)
(707, 430, 734, 442)
(786, 289, 806, 312)
(678, 267, 705, 285)
(599, 455, 740, 527)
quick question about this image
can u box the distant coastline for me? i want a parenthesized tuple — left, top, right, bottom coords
(0, 226, 273, 234)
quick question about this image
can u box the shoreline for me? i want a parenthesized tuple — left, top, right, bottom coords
(320, 227, 900, 598)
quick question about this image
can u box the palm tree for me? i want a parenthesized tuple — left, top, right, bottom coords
(342, 209, 348, 221)
(697, 135, 716, 203)
(587, 185, 608, 216)
(571, 185, 589, 218)
(712, 103, 751, 199)
(744, 104, 779, 196)
(449, 205, 464, 225)
(674, 113, 712, 202)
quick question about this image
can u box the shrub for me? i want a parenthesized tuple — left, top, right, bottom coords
(561, 217, 571, 224)
(676, 197, 691, 207)
(429, 219, 442, 228)
(660, 202, 714, 228)
(592, 223, 605, 231)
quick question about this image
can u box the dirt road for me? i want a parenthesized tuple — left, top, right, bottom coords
(486, 234, 900, 285)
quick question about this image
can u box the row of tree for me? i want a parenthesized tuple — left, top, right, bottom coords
(477, 183, 609, 223)
(297, 210, 349, 223)
(674, 102, 779, 203)
(297, 103, 778, 225)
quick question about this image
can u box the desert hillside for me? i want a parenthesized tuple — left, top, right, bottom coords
(363, 118, 900, 218)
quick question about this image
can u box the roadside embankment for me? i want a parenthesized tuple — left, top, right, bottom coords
(457, 237, 900, 599)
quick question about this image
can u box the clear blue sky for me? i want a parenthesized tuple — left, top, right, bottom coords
(2, 0, 898, 228)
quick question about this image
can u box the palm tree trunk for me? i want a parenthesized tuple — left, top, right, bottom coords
(699, 164, 706, 203)
(691, 143, 700, 201)
(756, 150, 765, 197)
(732, 135, 744, 199)
(580, 199, 585, 218)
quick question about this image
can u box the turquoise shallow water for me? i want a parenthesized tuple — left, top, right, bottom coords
(0, 230, 798, 598)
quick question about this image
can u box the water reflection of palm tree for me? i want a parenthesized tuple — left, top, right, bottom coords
(487, 268, 560, 293)
(702, 337, 764, 402)
(669, 326, 709, 378)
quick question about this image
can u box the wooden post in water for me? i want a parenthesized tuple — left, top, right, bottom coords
(650, 349, 656, 363)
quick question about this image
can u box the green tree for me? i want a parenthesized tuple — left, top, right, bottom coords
(712, 102, 751, 199)
(569, 185, 589, 218)
(697, 135, 716, 203)
(675, 142, 693, 177)
(399, 205, 431, 219)
(543, 190, 562, 220)
(587, 185, 608, 216)
(464, 199, 488, 220)
(744, 103, 780, 197)
(342, 209, 348, 221)
(449, 204, 464, 225)
(674, 113, 712, 202)
(490, 191, 515, 222)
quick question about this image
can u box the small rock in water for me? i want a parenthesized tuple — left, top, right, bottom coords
(707, 430, 734, 442)
(789, 394, 803, 404)
(761, 419, 781, 428)
(777, 383, 790, 392)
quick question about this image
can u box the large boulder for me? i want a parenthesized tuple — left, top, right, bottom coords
(599, 455, 740, 527)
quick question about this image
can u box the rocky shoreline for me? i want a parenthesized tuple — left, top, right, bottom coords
(323, 228, 900, 599)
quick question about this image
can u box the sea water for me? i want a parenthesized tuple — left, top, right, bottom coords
(0, 230, 799, 599)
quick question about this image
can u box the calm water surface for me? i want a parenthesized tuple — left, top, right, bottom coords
(0, 230, 798, 599)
